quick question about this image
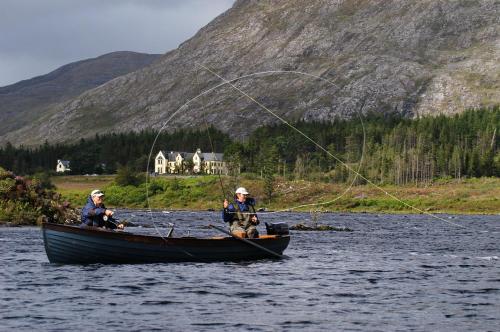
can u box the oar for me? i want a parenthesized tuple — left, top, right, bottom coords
(208, 224, 286, 259)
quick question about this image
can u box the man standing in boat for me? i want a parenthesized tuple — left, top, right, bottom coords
(81, 189, 124, 230)
(222, 187, 259, 238)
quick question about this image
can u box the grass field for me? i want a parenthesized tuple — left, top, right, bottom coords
(52, 175, 500, 215)
(51, 175, 116, 206)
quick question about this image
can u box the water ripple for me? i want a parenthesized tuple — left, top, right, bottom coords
(1, 211, 499, 331)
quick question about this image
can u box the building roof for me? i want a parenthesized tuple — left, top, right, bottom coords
(202, 152, 224, 162)
(168, 151, 180, 162)
(158, 150, 181, 162)
(58, 160, 70, 167)
(157, 150, 224, 162)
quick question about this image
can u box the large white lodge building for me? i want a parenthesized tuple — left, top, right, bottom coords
(154, 148, 227, 175)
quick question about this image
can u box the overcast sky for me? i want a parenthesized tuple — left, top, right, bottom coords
(0, 0, 234, 87)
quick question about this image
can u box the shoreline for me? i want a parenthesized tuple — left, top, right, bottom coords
(53, 175, 500, 215)
(1, 209, 498, 228)
(1, 175, 498, 226)
(113, 207, 500, 216)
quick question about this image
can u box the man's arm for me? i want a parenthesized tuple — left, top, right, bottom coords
(247, 198, 259, 224)
(222, 200, 235, 223)
(82, 205, 105, 226)
(88, 207, 106, 217)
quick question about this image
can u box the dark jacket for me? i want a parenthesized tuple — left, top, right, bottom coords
(222, 197, 257, 224)
(81, 196, 108, 228)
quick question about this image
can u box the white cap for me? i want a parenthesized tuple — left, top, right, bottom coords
(235, 187, 249, 195)
(91, 189, 104, 197)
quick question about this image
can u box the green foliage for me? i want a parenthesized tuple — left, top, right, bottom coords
(146, 179, 165, 195)
(241, 107, 499, 185)
(104, 184, 148, 207)
(171, 177, 182, 191)
(115, 165, 144, 187)
(31, 171, 55, 190)
(98, 176, 222, 209)
(261, 144, 279, 203)
(224, 142, 244, 193)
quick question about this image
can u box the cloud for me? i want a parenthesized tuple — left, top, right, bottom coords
(0, 0, 234, 86)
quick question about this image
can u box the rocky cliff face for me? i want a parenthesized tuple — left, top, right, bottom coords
(3, 0, 499, 146)
(0, 51, 160, 137)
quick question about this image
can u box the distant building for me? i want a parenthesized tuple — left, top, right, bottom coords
(56, 159, 71, 173)
(202, 151, 226, 175)
(154, 149, 227, 175)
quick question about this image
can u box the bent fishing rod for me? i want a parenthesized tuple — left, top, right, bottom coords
(195, 63, 467, 230)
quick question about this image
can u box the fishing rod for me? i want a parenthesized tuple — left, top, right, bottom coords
(204, 117, 228, 202)
(195, 63, 468, 229)
(197, 66, 229, 203)
(102, 215, 124, 230)
(197, 69, 266, 235)
(145, 69, 348, 237)
(145, 66, 471, 237)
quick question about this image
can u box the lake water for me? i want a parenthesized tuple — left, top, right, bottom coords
(1, 211, 499, 331)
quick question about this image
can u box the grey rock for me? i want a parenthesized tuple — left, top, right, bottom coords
(2, 0, 499, 146)
(0, 51, 160, 137)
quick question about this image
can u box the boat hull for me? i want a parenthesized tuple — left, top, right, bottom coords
(42, 223, 290, 264)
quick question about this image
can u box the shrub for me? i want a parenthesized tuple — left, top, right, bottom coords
(31, 171, 55, 190)
(115, 165, 144, 186)
(0, 167, 79, 225)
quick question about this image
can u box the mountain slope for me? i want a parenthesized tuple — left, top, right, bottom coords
(3, 0, 499, 146)
(0, 51, 160, 136)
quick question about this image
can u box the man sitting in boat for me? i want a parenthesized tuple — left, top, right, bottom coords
(222, 187, 259, 238)
(81, 189, 124, 230)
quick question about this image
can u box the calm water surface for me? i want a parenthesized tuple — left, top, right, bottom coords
(1, 211, 499, 331)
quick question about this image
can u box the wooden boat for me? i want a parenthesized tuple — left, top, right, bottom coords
(41, 223, 290, 264)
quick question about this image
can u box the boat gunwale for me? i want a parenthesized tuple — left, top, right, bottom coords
(42, 222, 290, 246)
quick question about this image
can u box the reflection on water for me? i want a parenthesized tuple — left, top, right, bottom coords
(1, 211, 499, 331)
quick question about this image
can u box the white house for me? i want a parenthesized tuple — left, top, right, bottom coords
(193, 148, 203, 173)
(56, 159, 71, 173)
(155, 151, 167, 174)
(154, 149, 227, 175)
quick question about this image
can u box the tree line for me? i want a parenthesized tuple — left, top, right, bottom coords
(223, 107, 499, 186)
(0, 108, 498, 186)
(0, 127, 231, 175)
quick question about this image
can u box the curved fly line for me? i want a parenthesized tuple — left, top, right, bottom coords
(146, 65, 466, 240)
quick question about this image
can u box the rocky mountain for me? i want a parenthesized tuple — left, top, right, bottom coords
(2, 0, 499, 146)
(0, 51, 160, 138)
